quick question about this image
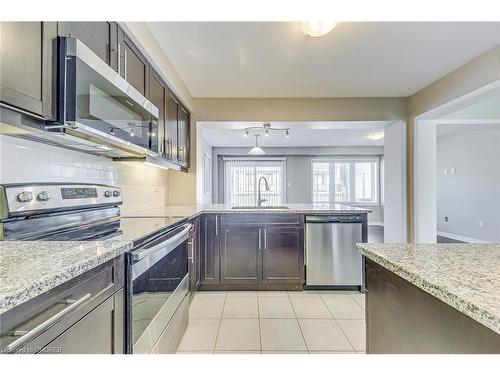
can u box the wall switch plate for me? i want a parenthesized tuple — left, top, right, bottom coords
(444, 168, 448, 175)
(479, 220, 485, 228)
(450, 167, 456, 175)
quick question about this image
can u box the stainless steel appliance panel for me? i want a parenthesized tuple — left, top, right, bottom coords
(306, 219, 362, 287)
(126, 222, 191, 354)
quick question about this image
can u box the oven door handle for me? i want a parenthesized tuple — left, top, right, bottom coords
(131, 223, 192, 280)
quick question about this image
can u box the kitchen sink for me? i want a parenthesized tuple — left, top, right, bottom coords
(231, 206, 290, 210)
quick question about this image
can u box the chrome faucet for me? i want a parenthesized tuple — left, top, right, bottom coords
(257, 176, 270, 207)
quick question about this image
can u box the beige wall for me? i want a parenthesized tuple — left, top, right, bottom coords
(194, 97, 407, 122)
(407, 46, 500, 241)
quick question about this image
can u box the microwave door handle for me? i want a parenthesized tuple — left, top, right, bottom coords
(117, 43, 121, 76)
(124, 49, 128, 81)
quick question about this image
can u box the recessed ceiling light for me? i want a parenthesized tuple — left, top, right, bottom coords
(300, 22, 337, 37)
(367, 132, 385, 141)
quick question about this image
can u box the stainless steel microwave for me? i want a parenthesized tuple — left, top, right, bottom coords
(47, 37, 159, 158)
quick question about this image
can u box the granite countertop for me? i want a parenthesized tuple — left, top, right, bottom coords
(123, 203, 371, 219)
(357, 243, 500, 334)
(0, 240, 132, 315)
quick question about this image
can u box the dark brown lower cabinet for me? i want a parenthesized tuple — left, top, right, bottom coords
(366, 259, 500, 354)
(199, 214, 305, 290)
(200, 214, 220, 285)
(262, 227, 304, 284)
(188, 216, 201, 295)
(220, 227, 261, 284)
(42, 293, 116, 354)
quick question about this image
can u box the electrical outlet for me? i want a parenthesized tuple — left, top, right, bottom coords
(444, 216, 448, 223)
(479, 220, 485, 228)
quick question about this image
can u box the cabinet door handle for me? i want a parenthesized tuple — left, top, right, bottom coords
(215, 215, 218, 236)
(188, 240, 194, 263)
(117, 43, 121, 75)
(6, 293, 92, 352)
(264, 229, 267, 250)
(258, 229, 262, 250)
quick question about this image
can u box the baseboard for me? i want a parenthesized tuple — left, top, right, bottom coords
(437, 231, 490, 244)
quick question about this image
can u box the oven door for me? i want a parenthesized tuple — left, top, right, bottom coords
(126, 223, 191, 354)
(55, 37, 159, 155)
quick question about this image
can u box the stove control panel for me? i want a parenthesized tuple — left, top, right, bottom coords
(1, 184, 122, 217)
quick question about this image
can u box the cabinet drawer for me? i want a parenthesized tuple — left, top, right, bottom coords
(220, 213, 303, 227)
(0, 256, 123, 353)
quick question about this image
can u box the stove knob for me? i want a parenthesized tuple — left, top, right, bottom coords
(37, 191, 50, 201)
(112, 190, 121, 197)
(16, 191, 33, 203)
(104, 191, 112, 198)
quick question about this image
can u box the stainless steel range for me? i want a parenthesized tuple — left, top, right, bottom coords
(0, 183, 190, 354)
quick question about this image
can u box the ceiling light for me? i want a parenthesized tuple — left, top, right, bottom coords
(264, 129, 269, 137)
(248, 135, 265, 155)
(301, 22, 337, 37)
(285, 130, 290, 138)
(129, 129, 135, 137)
(367, 132, 384, 141)
(243, 129, 249, 138)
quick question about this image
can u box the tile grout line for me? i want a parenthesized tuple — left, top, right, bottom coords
(288, 292, 310, 354)
(257, 292, 262, 354)
(320, 293, 362, 352)
(333, 316, 357, 352)
(212, 292, 228, 353)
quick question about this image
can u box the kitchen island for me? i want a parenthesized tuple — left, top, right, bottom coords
(357, 243, 500, 354)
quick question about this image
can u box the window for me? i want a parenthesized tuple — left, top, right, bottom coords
(312, 159, 379, 204)
(224, 158, 286, 206)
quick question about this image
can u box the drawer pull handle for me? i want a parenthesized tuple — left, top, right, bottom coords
(5, 293, 91, 352)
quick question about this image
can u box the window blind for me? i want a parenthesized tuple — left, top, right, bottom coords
(223, 158, 286, 206)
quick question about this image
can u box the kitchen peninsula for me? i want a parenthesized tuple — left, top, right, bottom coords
(357, 243, 500, 354)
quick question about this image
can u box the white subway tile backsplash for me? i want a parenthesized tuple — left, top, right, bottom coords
(0, 135, 168, 211)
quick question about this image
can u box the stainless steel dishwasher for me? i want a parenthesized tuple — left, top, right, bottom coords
(305, 215, 365, 289)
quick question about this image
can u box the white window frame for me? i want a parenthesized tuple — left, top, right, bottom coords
(311, 157, 380, 205)
(223, 157, 287, 205)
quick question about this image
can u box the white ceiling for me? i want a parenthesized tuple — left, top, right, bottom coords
(201, 121, 389, 147)
(147, 22, 500, 98)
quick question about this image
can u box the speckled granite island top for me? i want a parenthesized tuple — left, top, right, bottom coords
(357, 243, 500, 334)
(0, 240, 132, 315)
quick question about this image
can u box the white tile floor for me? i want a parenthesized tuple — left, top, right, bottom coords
(177, 290, 366, 354)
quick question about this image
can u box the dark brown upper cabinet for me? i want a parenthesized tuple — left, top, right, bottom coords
(117, 27, 149, 97)
(0, 22, 57, 119)
(58, 22, 118, 71)
(149, 69, 167, 154)
(166, 92, 180, 163)
(178, 105, 190, 168)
